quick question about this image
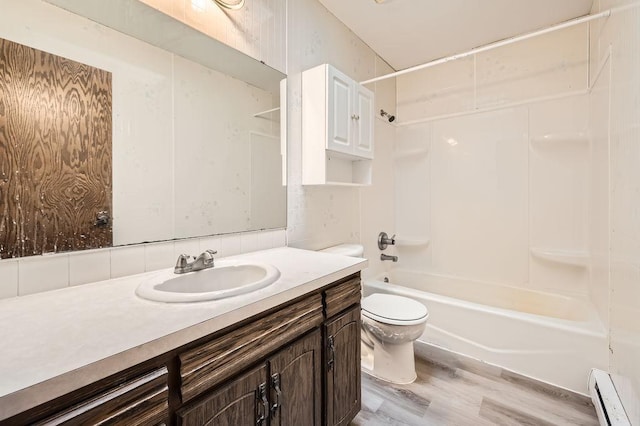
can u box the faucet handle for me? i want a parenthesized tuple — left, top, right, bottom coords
(378, 232, 396, 250)
(175, 254, 192, 273)
(197, 250, 216, 268)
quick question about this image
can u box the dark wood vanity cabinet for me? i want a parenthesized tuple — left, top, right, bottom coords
(323, 276, 362, 426)
(325, 306, 361, 426)
(177, 330, 323, 426)
(269, 330, 323, 425)
(10, 274, 361, 426)
(177, 364, 268, 426)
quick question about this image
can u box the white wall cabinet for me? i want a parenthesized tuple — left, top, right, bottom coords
(302, 64, 374, 186)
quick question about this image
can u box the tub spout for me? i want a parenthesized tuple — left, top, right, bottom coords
(381, 254, 398, 262)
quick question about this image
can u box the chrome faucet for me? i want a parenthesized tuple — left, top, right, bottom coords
(378, 232, 396, 250)
(380, 254, 398, 262)
(174, 250, 217, 274)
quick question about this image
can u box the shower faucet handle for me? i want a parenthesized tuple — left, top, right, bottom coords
(378, 232, 396, 250)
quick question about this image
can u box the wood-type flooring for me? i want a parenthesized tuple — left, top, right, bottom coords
(352, 353, 599, 425)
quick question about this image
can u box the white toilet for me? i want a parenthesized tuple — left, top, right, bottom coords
(320, 243, 429, 384)
(361, 293, 428, 384)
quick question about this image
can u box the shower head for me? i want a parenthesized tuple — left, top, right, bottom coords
(380, 109, 396, 123)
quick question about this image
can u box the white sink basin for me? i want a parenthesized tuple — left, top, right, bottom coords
(136, 259, 280, 303)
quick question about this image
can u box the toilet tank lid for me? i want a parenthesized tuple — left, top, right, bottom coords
(362, 294, 428, 322)
(319, 244, 364, 257)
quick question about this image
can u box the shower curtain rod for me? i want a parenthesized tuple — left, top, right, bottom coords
(360, 9, 611, 86)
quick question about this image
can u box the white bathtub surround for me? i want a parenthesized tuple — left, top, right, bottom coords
(589, 0, 640, 422)
(395, 95, 592, 296)
(0, 247, 367, 420)
(365, 272, 608, 393)
(0, 229, 287, 300)
(387, 21, 613, 395)
(394, 22, 591, 295)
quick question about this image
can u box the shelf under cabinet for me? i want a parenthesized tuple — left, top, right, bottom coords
(324, 152, 372, 186)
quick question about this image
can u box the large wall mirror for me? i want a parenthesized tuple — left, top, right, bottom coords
(1, 0, 286, 259)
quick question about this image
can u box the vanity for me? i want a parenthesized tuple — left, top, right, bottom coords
(0, 248, 366, 425)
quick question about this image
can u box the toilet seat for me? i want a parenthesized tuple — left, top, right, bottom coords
(362, 294, 429, 326)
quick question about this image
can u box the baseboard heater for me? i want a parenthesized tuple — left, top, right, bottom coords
(589, 369, 632, 425)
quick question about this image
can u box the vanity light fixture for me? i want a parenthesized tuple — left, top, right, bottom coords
(213, 0, 245, 10)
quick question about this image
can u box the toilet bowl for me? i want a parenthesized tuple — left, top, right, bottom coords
(361, 293, 428, 384)
(320, 243, 429, 384)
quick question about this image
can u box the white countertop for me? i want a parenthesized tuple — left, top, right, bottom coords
(0, 247, 367, 420)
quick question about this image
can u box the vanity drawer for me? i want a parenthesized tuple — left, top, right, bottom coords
(324, 275, 361, 319)
(179, 293, 324, 403)
(35, 368, 168, 426)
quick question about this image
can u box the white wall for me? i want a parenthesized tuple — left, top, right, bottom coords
(285, 0, 391, 252)
(590, 0, 640, 422)
(140, 0, 286, 74)
(395, 24, 592, 298)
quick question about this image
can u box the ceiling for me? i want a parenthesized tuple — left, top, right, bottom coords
(318, 0, 594, 70)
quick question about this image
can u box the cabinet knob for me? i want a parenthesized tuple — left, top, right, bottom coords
(351, 114, 360, 120)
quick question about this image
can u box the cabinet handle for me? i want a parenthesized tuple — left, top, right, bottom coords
(327, 336, 335, 371)
(256, 382, 269, 425)
(270, 373, 282, 418)
(351, 114, 360, 120)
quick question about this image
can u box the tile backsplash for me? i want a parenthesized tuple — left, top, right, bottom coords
(0, 229, 286, 300)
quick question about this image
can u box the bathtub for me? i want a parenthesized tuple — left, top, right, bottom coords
(364, 269, 608, 394)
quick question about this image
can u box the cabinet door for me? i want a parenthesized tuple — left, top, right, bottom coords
(352, 84, 374, 159)
(269, 330, 322, 426)
(177, 365, 269, 426)
(324, 305, 361, 426)
(326, 66, 353, 156)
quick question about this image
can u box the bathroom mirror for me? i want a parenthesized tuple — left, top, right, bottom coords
(1, 0, 287, 258)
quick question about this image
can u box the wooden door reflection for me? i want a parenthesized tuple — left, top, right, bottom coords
(0, 38, 112, 258)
